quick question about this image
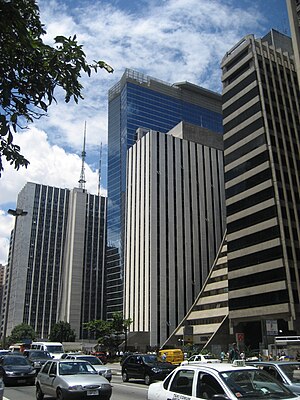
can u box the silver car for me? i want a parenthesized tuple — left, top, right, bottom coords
(246, 361, 300, 395)
(65, 354, 112, 381)
(36, 359, 112, 400)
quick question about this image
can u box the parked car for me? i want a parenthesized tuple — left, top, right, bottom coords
(65, 354, 112, 381)
(181, 354, 221, 365)
(122, 354, 176, 385)
(36, 359, 112, 400)
(246, 361, 300, 394)
(0, 354, 36, 385)
(147, 361, 300, 400)
(23, 350, 53, 373)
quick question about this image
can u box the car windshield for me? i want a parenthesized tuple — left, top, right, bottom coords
(59, 362, 97, 375)
(3, 357, 30, 366)
(77, 356, 102, 365)
(142, 355, 158, 364)
(279, 364, 300, 384)
(220, 368, 296, 399)
(46, 345, 64, 353)
(204, 355, 218, 359)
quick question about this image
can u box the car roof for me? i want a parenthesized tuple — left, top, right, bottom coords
(247, 361, 300, 366)
(47, 359, 90, 363)
(178, 363, 258, 373)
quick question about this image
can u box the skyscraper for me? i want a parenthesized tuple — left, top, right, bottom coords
(125, 122, 225, 348)
(3, 183, 106, 339)
(286, 0, 300, 88)
(107, 69, 223, 319)
(221, 29, 300, 348)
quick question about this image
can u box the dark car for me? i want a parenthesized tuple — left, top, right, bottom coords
(246, 361, 300, 394)
(121, 354, 176, 385)
(0, 354, 36, 385)
(23, 350, 53, 373)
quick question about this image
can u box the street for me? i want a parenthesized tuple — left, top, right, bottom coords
(3, 375, 149, 400)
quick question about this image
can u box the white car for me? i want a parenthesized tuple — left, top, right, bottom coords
(36, 359, 112, 400)
(181, 354, 221, 365)
(65, 354, 112, 381)
(147, 361, 300, 400)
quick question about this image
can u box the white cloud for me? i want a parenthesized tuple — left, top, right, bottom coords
(33, 0, 266, 152)
(0, 127, 101, 204)
(0, 0, 276, 262)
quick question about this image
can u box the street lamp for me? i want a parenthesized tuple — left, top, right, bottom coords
(8, 208, 28, 218)
(2, 208, 28, 347)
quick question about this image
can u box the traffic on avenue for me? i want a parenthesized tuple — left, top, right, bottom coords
(4, 373, 148, 400)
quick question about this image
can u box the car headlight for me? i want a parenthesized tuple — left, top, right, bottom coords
(151, 367, 162, 373)
(5, 371, 16, 375)
(29, 370, 37, 375)
(69, 385, 83, 391)
(33, 362, 41, 367)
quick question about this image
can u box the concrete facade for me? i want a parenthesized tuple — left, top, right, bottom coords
(221, 30, 300, 348)
(3, 183, 106, 340)
(125, 123, 226, 349)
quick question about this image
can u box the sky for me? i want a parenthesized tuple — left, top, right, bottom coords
(0, 0, 290, 264)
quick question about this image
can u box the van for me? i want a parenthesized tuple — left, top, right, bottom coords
(31, 342, 64, 359)
(8, 343, 28, 352)
(158, 348, 184, 365)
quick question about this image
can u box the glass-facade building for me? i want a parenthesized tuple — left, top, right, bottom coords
(107, 69, 223, 319)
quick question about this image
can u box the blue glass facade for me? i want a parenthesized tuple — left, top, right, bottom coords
(106, 69, 222, 318)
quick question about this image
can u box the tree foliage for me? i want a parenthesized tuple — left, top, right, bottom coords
(83, 312, 133, 350)
(0, 0, 113, 176)
(49, 321, 76, 342)
(6, 323, 36, 345)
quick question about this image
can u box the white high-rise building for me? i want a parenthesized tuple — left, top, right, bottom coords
(125, 122, 226, 349)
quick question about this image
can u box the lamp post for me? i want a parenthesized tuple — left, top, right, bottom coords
(2, 208, 27, 347)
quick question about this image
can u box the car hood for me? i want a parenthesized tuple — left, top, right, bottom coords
(56, 374, 111, 386)
(146, 362, 176, 369)
(4, 365, 34, 372)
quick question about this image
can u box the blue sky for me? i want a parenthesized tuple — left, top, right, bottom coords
(0, 0, 290, 263)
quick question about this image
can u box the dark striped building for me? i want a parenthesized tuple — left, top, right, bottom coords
(221, 30, 300, 348)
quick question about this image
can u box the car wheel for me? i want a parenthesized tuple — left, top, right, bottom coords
(144, 374, 151, 385)
(56, 388, 64, 400)
(122, 371, 129, 382)
(36, 384, 44, 400)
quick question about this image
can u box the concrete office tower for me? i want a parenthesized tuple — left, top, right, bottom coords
(162, 235, 229, 353)
(286, 0, 300, 88)
(221, 30, 300, 349)
(4, 183, 106, 339)
(107, 69, 223, 319)
(59, 188, 107, 339)
(125, 122, 226, 348)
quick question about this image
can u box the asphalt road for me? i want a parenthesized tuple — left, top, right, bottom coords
(3, 374, 149, 400)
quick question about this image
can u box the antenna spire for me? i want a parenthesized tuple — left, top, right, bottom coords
(79, 121, 87, 190)
(98, 142, 102, 196)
